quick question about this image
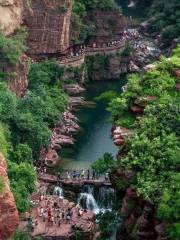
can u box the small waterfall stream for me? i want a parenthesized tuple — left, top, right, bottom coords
(78, 192, 100, 214)
(77, 185, 116, 214)
(53, 186, 64, 198)
(77, 185, 100, 214)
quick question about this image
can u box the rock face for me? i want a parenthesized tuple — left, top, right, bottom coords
(0, 0, 23, 35)
(24, 0, 72, 59)
(87, 10, 127, 44)
(70, 8, 127, 46)
(115, 184, 167, 240)
(0, 153, 19, 239)
(86, 55, 130, 81)
(7, 53, 29, 97)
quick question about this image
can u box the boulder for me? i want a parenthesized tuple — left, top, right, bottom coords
(143, 63, 156, 72)
(136, 205, 157, 240)
(173, 69, 180, 78)
(44, 148, 59, 167)
(130, 104, 144, 114)
(129, 60, 140, 72)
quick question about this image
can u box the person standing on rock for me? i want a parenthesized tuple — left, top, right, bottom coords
(66, 208, 72, 224)
(39, 206, 44, 217)
(105, 172, 109, 181)
(81, 169, 85, 179)
(57, 172, 61, 180)
(73, 170, 76, 179)
(92, 170, 96, 179)
(66, 171, 70, 179)
(87, 169, 90, 180)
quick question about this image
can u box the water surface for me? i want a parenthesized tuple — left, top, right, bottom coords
(60, 79, 126, 170)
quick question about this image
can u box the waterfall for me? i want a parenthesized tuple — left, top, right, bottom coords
(78, 185, 100, 214)
(78, 192, 100, 214)
(98, 186, 116, 210)
(77, 185, 116, 214)
(53, 186, 64, 198)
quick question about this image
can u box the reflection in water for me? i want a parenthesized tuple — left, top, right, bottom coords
(60, 80, 126, 170)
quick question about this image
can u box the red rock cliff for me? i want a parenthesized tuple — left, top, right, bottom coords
(7, 53, 29, 97)
(24, 0, 72, 58)
(0, 153, 19, 240)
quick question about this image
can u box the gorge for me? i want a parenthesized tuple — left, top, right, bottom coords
(0, 0, 179, 240)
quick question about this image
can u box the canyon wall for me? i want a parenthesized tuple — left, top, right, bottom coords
(0, 2, 25, 238)
(0, 0, 23, 35)
(86, 54, 130, 81)
(7, 53, 29, 97)
(110, 171, 167, 240)
(0, 153, 19, 240)
(86, 10, 127, 44)
(70, 8, 127, 46)
(0, 0, 29, 97)
(24, 0, 72, 58)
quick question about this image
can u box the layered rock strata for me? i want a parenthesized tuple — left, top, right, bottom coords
(7, 53, 29, 97)
(24, 0, 72, 58)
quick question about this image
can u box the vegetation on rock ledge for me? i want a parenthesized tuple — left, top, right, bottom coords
(0, 57, 68, 212)
(108, 45, 180, 239)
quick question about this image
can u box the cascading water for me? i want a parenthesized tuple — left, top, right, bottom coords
(78, 193, 100, 214)
(53, 186, 64, 198)
(98, 186, 116, 210)
(77, 185, 116, 214)
(77, 185, 100, 214)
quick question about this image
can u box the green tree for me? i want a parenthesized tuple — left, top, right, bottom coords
(11, 144, 33, 164)
(0, 82, 17, 123)
(92, 153, 116, 174)
(8, 161, 36, 212)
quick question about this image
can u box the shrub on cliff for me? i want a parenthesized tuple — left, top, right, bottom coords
(0, 27, 27, 66)
(92, 153, 116, 174)
(10, 144, 33, 165)
(0, 82, 17, 123)
(28, 60, 65, 89)
(148, 0, 180, 43)
(72, 0, 121, 42)
(8, 161, 36, 212)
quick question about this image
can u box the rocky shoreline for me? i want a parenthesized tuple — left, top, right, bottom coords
(39, 84, 87, 169)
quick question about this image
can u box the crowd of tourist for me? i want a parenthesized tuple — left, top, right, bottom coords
(27, 195, 88, 232)
(58, 169, 109, 182)
(62, 29, 140, 60)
